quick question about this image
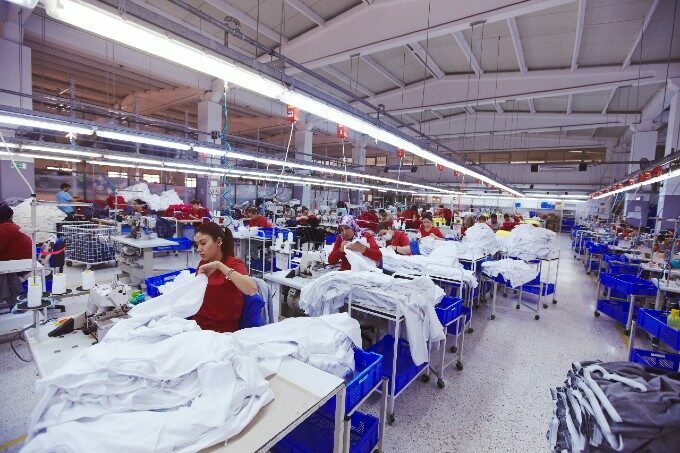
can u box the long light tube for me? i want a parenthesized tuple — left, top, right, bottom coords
(96, 130, 192, 151)
(592, 168, 680, 200)
(0, 151, 82, 162)
(0, 113, 93, 135)
(42, 0, 520, 196)
(101, 154, 166, 165)
(413, 192, 588, 203)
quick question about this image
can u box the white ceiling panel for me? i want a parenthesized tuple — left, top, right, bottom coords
(636, 0, 680, 63)
(461, 21, 519, 73)
(516, 2, 578, 69)
(572, 90, 613, 112)
(534, 96, 569, 113)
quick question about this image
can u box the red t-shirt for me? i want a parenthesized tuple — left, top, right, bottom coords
(400, 209, 419, 220)
(0, 222, 32, 261)
(193, 256, 248, 333)
(387, 230, 411, 255)
(328, 232, 383, 271)
(248, 216, 272, 228)
(419, 226, 444, 239)
(501, 221, 517, 231)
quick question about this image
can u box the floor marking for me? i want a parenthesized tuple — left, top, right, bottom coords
(0, 435, 26, 451)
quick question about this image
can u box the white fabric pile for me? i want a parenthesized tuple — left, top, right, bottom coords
(156, 269, 195, 295)
(22, 275, 360, 453)
(481, 258, 539, 288)
(11, 198, 66, 243)
(381, 245, 478, 288)
(504, 224, 558, 261)
(345, 236, 379, 272)
(118, 183, 183, 211)
(299, 271, 445, 365)
(461, 223, 499, 256)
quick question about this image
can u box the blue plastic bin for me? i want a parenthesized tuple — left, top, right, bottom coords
(153, 237, 193, 252)
(630, 348, 680, 372)
(271, 411, 379, 453)
(599, 273, 656, 297)
(145, 268, 195, 297)
(367, 334, 426, 395)
(325, 234, 337, 245)
(596, 299, 637, 326)
(522, 283, 555, 296)
(435, 296, 463, 326)
(447, 305, 471, 335)
(637, 309, 680, 351)
(321, 348, 383, 416)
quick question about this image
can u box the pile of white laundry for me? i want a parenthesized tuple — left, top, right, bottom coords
(503, 224, 558, 261)
(381, 245, 478, 288)
(22, 275, 361, 453)
(12, 198, 66, 243)
(461, 223, 499, 256)
(118, 183, 183, 211)
(299, 271, 445, 365)
(156, 269, 196, 295)
(481, 258, 539, 288)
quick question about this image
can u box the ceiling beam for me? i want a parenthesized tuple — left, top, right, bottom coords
(602, 87, 618, 115)
(320, 66, 375, 97)
(528, 99, 536, 114)
(464, 106, 475, 115)
(361, 55, 405, 89)
(494, 103, 504, 114)
(623, 0, 661, 68)
(453, 31, 483, 77)
(406, 42, 444, 79)
(284, 0, 325, 27)
(119, 87, 203, 116)
(567, 93, 573, 114)
(431, 110, 444, 120)
(571, 0, 587, 71)
(202, 0, 287, 44)
(434, 122, 626, 138)
(507, 17, 527, 74)
(277, 0, 573, 72)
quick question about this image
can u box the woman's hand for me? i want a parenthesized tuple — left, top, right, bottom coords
(346, 242, 367, 253)
(197, 261, 226, 277)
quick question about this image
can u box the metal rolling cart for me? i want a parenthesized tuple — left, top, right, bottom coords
(347, 288, 428, 425)
(628, 308, 680, 372)
(479, 266, 542, 320)
(428, 297, 466, 388)
(63, 223, 117, 269)
(594, 272, 658, 335)
(520, 251, 561, 309)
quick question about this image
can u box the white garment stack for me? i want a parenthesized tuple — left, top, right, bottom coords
(481, 258, 539, 289)
(21, 275, 361, 453)
(299, 271, 445, 365)
(503, 224, 558, 261)
(461, 223, 500, 256)
(381, 245, 478, 288)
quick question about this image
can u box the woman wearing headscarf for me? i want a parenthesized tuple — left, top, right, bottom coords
(327, 215, 382, 271)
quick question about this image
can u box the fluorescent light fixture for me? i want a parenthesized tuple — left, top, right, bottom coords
(96, 130, 192, 151)
(16, 144, 100, 158)
(522, 193, 589, 199)
(0, 151, 81, 162)
(102, 154, 164, 165)
(47, 166, 73, 171)
(0, 113, 93, 135)
(42, 0, 520, 197)
(414, 192, 588, 203)
(593, 168, 680, 200)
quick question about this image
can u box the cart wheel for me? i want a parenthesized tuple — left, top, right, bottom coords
(651, 338, 660, 348)
(515, 304, 520, 310)
(456, 361, 464, 371)
(490, 314, 496, 320)
(467, 327, 474, 334)
(437, 379, 445, 389)
(387, 413, 395, 425)
(66, 261, 72, 267)
(594, 310, 600, 317)
(543, 303, 548, 309)
(449, 346, 458, 354)
(552, 299, 557, 305)
(624, 329, 630, 336)
(535, 314, 540, 320)
(587, 271, 591, 275)
(480, 296, 487, 304)
(420, 374, 430, 383)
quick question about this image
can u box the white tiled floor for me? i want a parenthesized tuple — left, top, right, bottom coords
(0, 235, 630, 452)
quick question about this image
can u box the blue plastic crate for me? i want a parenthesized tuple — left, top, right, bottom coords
(599, 273, 656, 297)
(325, 234, 337, 245)
(607, 262, 639, 275)
(320, 348, 383, 416)
(145, 268, 195, 298)
(596, 299, 637, 326)
(435, 296, 463, 326)
(272, 411, 378, 453)
(367, 334, 426, 395)
(522, 283, 555, 296)
(250, 259, 272, 272)
(153, 237, 193, 252)
(447, 305, 471, 335)
(629, 348, 680, 372)
(637, 309, 680, 351)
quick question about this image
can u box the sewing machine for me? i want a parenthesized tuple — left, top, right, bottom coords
(297, 250, 327, 278)
(125, 214, 157, 240)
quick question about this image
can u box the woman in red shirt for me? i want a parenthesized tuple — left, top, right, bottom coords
(194, 222, 257, 332)
(419, 213, 444, 240)
(246, 207, 272, 228)
(328, 216, 382, 271)
(0, 204, 32, 261)
(377, 223, 411, 255)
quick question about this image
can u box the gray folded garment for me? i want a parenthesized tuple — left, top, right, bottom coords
(0, 272, 23, 309)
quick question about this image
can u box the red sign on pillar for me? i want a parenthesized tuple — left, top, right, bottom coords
(337, 125, 349, 140)
(396, 149, 406, 159)
(437, 164, 444, 171)
(286, 105, 300, 123)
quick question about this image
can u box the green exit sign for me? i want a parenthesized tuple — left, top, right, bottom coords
(11, 161, 26, 170)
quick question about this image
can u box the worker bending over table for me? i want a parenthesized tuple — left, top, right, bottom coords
(246, 207, 272, 228)
(194, 222, 257, 332)
(418, 213, 444, 240)
(0, 203, 32, 311)
(328, 216, 382, 271)
(377, 222, 411, 255)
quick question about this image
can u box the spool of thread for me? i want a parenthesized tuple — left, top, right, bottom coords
(81, 270, 96, 290)
(52, 273, 67, 295)
(27, 276, 42, 308)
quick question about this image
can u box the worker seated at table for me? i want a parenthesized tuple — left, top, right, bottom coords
(56, 183, 82, 219)
(194, 222, 257, 333)
(130, 199, 151, 216)
(0, 203, 32, 312)
(246, 207, 272, 228)
(188, 199, 210, 221)
(400, 205, 420, 221)
(328, 216, 382, 271)
(296, 207, 316, 226)
(477, 215, 488, 224)
(486, 213, 501, 232)
(434, 204, 453, 226)
(501, 213, 517, 231)
(377, 222, 411, 255)
(418, 213, 444, 240)
(460, 215, 475, 237)
(378, 209, 393, 225)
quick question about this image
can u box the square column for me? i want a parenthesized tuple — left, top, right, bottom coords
(292, 123, 313, 208)
(657, 86, 680, 231)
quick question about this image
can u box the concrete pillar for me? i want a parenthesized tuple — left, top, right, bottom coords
(292, 122, 314, 208)
(623, 125, 658, 227)
(350, 140, 367, 205)
(0, 9, 34, 201)
(657, 83, 680, 230)
(197, 79, 224, 144)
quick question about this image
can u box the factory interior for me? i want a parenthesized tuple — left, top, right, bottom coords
(1, 0, 680, 452)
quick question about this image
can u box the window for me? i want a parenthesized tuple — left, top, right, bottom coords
(107, 171, 127, 179)
(376, 155, 387, 166)
(185, 177, 197, 188)
(143, 173, 160, 184)
(366, 156, 376, 166)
